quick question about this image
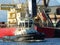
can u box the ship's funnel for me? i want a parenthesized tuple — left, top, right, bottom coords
(28, 0, 37, 18)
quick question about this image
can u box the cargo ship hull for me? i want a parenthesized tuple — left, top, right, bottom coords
(35, 26, 60, 38)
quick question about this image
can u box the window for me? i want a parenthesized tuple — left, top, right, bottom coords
(25, 22, 28, 27)
(29, 22, 32, 27)
(29, 20, 33, 27)
(22, 23, 24, 27)
(21, 13, 25, 18)
(20, 23, 24, 27)
(56, 8, 60, 15)
(19, 23, 22, 27)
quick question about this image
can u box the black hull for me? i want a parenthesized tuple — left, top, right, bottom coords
(3, 32, 45, 42)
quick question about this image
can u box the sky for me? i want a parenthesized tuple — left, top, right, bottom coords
(0, 0, 26, 4)
(49, 0, 60, 6)
(0, 10, 7, 22)
(0, 0, 60, 22)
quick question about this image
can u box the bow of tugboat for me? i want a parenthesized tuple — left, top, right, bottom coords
(13, 28, 45, 41)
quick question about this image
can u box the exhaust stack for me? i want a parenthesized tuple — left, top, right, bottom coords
(28, 0, 37, 18)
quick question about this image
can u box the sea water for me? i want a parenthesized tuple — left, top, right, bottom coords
(0, 38, 60, 45)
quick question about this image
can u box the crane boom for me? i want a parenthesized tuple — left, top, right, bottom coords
(43, 0, 50, 7)
(0, 4, 16, 10)
(0, 4, 26, 13)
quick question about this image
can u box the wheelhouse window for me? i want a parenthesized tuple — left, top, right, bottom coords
(19, 23, 24, 27)
(29, 20, 33, 27)
(25, 20, 33, 28)
(25, 22, 28, 27)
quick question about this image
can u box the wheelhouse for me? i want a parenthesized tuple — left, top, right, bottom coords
(19, 19, 34, 28)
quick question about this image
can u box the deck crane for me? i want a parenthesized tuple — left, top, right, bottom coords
(35, 0, 60, 38)
(42, 0, 53, 27)
(43, 0, 54, 27)
(35, 0, 54, 27)
(0, 3, 26, 27)
(0, 4, 26, 12)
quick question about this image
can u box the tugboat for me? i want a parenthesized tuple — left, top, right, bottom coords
(13, 18, 45, 41)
